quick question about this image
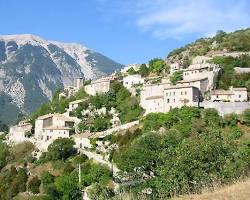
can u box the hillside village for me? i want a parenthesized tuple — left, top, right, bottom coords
(7, 52, 250, 152)
(1, 29, 250, 200)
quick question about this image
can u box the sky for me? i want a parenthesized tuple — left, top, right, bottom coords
(0, 0, 250, 64)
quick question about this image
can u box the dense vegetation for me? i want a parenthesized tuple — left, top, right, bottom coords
(72, 81, 143, 132)
(0, 136, 113, 200)
(112, 107, 250, 199)
(211, 55, 250, 90)
(167, 28, 250, 59)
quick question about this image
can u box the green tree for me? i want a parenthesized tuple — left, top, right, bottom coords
(28, 176, 41, 194)
(0, 140, 9, 169)
(127, 67, 136, 75)
(241, 109, 250, 125)
(149, 58, 169, 74)
(170, 71, 183, 85)
(47, 138, 76, 161)
(54, 173, 81, 200)
(139, 64, 149, 77)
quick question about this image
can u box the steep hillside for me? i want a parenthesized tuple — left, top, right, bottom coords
(0, 34, 123, 124)
(167, 28, 250, 64)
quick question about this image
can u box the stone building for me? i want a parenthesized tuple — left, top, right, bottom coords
(68, 99, 86, 112)
(84, 77, 110, 96)
(123, 74, 144, 94)
(34, 113, 76, 151)
(8, 121, 32, 144)
(210, 87, 248, 102)
(163, 85, 201, 112)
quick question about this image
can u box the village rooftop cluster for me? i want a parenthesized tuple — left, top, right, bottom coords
(7, 54, 250, 154)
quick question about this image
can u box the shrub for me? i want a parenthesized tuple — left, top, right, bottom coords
(46, 138, 76, 161)
(28, 176, 41, 194)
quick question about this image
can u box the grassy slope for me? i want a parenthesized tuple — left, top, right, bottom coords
(172, 179, 250, 200)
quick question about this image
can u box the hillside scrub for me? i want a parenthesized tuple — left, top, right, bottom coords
(211, 55, 250, 90)
(113, 107, 250, 199)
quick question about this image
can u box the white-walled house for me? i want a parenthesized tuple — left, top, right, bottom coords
(177, 77, 209, 96)
(84, 77, 110, 96)
(123, 74, 144, 94)
(163, 85, 201, 112)
(142, 95, 164, 114)
(72, 134, 92, 149)
(170, 63, 183, 74)
(8, 121, 32, 144)
(68, 99, 86, 112)
(140, 83, 201, 114)
(140, 82, 170, 110)
(182, 56, 220, 91)
(210, 87, 248, 102)
(34, 113, 75, 151)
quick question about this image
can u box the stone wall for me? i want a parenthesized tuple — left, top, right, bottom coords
(200, 101, 250, 116)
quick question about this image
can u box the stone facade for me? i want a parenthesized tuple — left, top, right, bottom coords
(8, 121, 32, 144)
(163, 85, 201, 112)
(84, 77, 110, 96)
(200, 101, 250, 116)
(210, 87, 248, 102)
(123, 74, 144, 94)
(34, 113, 75, 151)
(68, 99, 86, 112)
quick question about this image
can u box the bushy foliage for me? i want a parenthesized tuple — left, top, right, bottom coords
(149, 58, 170, 74)
(43, 138, 77, 161)
(139, 64, 149, 77)
(0, 139, 9, 169)
(0, 167, 28, 200)
(170, 71, 183, 84)
(113, 107, 250, 198)
(212, 55, 250, 90)
(28, 176, 41, 194)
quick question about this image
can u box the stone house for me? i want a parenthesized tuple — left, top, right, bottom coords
(210, 87, 248, 102)
(68, 99, 86, 112)
(140, 82, 171, 111)
(163, 85, 201, 112)
(34, 113, 76, 151)
(72, 133, 92, 149)
(177, 77, 209, 96)
(8, 121, 32, 144)
(123, 74, 144, 94)
(84, 77, 110, 96)
(170, 63, 183, 74)
(140, 82, 201, 114)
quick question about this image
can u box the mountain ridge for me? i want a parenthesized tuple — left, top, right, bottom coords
(0, 34, 124, 124)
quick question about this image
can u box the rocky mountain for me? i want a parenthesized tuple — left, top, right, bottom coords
(0, 34, 124, 124)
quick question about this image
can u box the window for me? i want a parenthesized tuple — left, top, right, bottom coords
(167, 99, 170, 103)
(166, 93, 168, 96)
(173, 99, 175, 102)
(239, 95, 241, 98)
(173, 92, 175, 96)
(181, 91, 183, 95)
(47, 136, 49, 141)
(185, 91, 187, 95)
(169, 92, 171, 96)
(216, 95, 219, 98)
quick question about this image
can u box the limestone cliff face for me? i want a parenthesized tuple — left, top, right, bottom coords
(0, 34, 123, 124)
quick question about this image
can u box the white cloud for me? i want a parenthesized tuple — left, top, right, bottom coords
(133, 0, 250, 39)
(96, 0, 250, 39)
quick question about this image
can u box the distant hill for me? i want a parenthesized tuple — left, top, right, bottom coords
(167, 28, 250, 64)
(0, 34, 124, 124)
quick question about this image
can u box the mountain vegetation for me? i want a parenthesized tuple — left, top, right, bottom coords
(0, 29, 250, 199)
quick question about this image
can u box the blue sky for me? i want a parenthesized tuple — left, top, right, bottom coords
(0, 0, 250, 64)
